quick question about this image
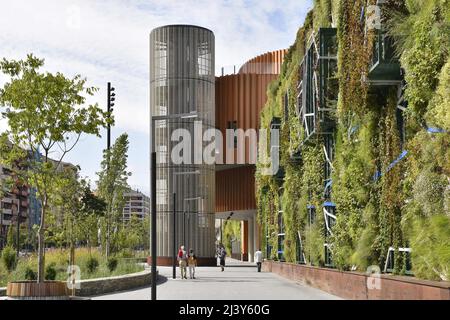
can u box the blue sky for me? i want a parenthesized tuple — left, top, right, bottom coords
(0, 0, 312, 195)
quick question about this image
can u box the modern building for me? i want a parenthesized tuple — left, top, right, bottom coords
(0, 148, 77, 249)
(150, 25, 216, 265)
(0, 164, 29, 249)
(150, 24, 287, 265)
(122, 189, 150, 222)
(215, 50, 286, 262)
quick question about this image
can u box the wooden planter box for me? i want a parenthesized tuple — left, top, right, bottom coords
(7, 281, 69, 300)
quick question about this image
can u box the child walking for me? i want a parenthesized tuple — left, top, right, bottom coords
(188, 249, 197, 279)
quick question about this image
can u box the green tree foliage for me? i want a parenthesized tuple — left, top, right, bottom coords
(1, 245, 17, 272)
(0, 54, 109, 282)
(107, 257, 118, 272)
(86, 256, 99, 274)
(388, 0, 449, 122)
(78, 183, 106, 252)
(96, 133, 131, 257)
(222, 220, 241, 256)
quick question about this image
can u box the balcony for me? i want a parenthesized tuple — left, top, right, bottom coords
(298, 28, 338, 145)
(1, 219, 12, 226)
(1, 198, 13, 204)
(368, 30, 401, 85)
(2, 208, 12, 215)
(270, 117, 281, 131)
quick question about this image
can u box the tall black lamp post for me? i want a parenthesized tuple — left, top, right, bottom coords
(107, 82, 116, 151)
(105, 82, 116, 259)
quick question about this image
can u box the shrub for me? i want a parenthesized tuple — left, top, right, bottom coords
(86, 256, 99, 274)
(107, 257, 118, 273)
(1, 246, 17, 272)
(45, 263, 57, 280)
(24, 267, 37, 280)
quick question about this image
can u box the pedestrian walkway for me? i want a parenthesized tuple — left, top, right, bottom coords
(93, 258, 340, 300)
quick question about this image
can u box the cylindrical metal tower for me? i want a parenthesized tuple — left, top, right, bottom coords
(150, 25, 215, 264)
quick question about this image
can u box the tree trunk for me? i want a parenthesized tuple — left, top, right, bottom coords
(37, 197, 46, 283)
(106, 205, 110, 259)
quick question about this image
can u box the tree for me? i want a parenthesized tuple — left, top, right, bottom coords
(79, 183, 106, 253)
(0, 54, 109, 282)
(96, 133, 130, 258)
(51, 166, 83, 255)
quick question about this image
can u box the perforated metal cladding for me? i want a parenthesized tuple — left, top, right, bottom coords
(150, 25, 215, 258)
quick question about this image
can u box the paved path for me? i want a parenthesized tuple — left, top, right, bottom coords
(93, 258, 340, 300)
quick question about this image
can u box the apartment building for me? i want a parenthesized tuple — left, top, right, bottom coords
(0, 148, 76, 249)
(122, 189, 150, 222)
(0, 164, 30, 249)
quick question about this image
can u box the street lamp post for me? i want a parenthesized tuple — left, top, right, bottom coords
(106, 82, 116, 259)
(150, 151, 156, 300)
(107, 82, 116, 151)
(150, 111, 198, 298)
(172, 192, 176, 279)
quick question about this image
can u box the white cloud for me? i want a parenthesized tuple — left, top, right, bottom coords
(0, 0, 312, 191)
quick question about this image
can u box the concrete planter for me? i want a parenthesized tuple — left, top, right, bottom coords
(263, 260, 450, 300)
(75, 269, 154, 297)
(1, 269, 155, 299)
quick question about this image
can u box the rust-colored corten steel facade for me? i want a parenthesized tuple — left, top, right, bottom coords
(215, 50, 286, 262)
(238, 49, 286, 75)
(215, 50, 287, 166)
(215, 166, 256, 212)
(215, 50, 286, 211)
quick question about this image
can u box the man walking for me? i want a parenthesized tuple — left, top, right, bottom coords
(178, 245, 188, 279)
(254, 248, 263, 272)
(217, 244, 227, 272)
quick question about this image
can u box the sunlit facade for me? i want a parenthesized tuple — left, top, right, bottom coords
(150, 25, 216, 264)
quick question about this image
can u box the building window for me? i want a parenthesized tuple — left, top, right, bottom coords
(198, 41, 211, 76)
(155, 40, 167, 78)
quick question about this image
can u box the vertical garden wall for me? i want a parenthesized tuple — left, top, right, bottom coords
(256, 0, 449, 281)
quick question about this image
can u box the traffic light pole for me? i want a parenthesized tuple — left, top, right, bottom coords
(107, 82, 113, 151)
(105, 82, 115, 259)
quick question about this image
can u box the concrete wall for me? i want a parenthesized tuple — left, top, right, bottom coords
(75, 269, 153, 296)
(263, 261, 450, 300)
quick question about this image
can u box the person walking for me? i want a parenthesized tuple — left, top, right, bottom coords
(218, 244, 226, 272)
(254, 248, 263, 272)
(188, 249, 197, 279)
(177, 245, 188, 279)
